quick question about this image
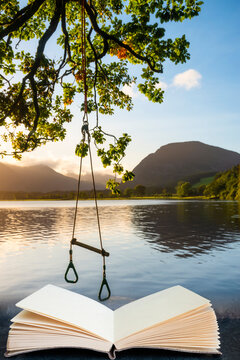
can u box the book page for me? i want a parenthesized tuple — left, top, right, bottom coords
(16, 285, 114, 342)
(114, 286, 210, 342)
(12, 310, 98, 334)
(11, 310, 107, 339)
(6, 332, 112, 355)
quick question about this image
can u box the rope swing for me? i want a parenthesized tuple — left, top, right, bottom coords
(64, 0, 111, 301)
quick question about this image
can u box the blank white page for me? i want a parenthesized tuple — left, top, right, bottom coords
(16, 285, 114, 342)
(114, 286, 210, 342)
(11, 310, 101, 336)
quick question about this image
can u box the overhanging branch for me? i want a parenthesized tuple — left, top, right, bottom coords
(29, 1, 62, 76)
(61, 0, 72, 64)
(0, 0, 62, 132)
(0, 0, 46, 40)
(0, 2, 37, 26)
(84, 0, 162, 73)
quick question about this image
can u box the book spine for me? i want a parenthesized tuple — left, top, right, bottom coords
(108, 345, 116, 359)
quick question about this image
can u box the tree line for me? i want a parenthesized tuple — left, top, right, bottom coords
(0, 184, 147, 200)
(175, 165, 240, 200)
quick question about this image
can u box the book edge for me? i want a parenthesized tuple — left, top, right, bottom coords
(16, 284, 111, 313)
(5, 344, 221, 359)
(15, 285, 210, 315)
(111, 345, 222, 357)
(115, 285, 210, 314)
(4, 345, 111, 358)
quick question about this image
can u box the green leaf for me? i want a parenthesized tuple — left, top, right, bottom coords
(75, 142, 89, 158)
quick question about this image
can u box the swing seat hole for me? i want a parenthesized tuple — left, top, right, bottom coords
(65, 261, 78, 284)
(98, 277, 111, 301)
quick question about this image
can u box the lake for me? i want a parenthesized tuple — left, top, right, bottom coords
(0, 199, 240, 359)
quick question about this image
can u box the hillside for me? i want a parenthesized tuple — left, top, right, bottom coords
(0, 163, 103, 192)
(129, 141, 240, 189)
(1, 141, 240, 194)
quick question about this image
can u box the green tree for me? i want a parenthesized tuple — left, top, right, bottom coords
(97, 191, 104, 199)
(0, 0, 203, 190)
(124, 187, 134, 198)
(161, 188, 172, 197)
(204, 165, 240, 200)
(134, 184, 146, 197)
(196, 184, 206, 196)
(176, 181, 192, 197)
(204, 175, 225, 198)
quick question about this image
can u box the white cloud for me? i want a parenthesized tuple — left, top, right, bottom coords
(121, 83, 139, 98)
(156, 81, 168, 90)
(173, 69, 202, 90)
(121, 71, 202, 96)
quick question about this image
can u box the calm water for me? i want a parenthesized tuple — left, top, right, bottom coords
(0, 200, 240, 359)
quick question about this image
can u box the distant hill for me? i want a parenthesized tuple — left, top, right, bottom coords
(1, 141, 240, 194)
(0, 163, 105, 192)
(129, 141, 240, 189)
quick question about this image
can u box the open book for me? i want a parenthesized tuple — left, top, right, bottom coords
(5, 285, 220, 358)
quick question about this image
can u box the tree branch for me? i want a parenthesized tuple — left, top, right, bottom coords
(0, 74, 11, 86)
(0, 79, 26, 126)
(87, 27, 99, 127)
(0, 2, 35, 26)
(61, 0, 72, 63)
(25, 76, 40, 144)
(84, 0, 162, 73)
(0, 0, 46, 40)
(6, 34, 12, 48)
(24, 1, 62, 147)
(59, 69, 73, 85)
(84, 4, 109, 60)
(0, 1, 61, 130)
(87, 27, 107, 79)
(14, 23, 27, 49)
(29, 1, 62, 76)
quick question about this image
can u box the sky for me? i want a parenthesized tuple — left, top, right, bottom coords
(2, 0, 240, 177)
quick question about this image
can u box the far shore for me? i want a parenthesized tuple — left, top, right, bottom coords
(0, 196, 222, 201)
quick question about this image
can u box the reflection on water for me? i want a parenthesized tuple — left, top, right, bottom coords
(0, 200, 240, 359)
(0, 201, 239, 302)
(131, 201, 240, 257)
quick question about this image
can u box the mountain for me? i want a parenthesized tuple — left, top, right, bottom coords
(130, 141, 240, 189)
(0, 163, 104, 192)
(1, 141, 240, 193)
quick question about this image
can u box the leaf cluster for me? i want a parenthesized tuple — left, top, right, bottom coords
(75, 127, 135, 193)
(204, 165, 240, 200)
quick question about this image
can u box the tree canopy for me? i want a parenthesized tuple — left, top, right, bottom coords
(0, 0, 203, 191)
(204, 165, 240, 200)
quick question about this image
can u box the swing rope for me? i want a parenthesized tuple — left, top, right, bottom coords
(88, 135, 111, 301)
(65, 0, 110, 301)
(71, 0, 87, 244)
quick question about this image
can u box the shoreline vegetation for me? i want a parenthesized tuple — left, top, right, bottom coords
(0, 196, 217, 201)
(0, 193, 235, 201)
(1, 165, 239, 202)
